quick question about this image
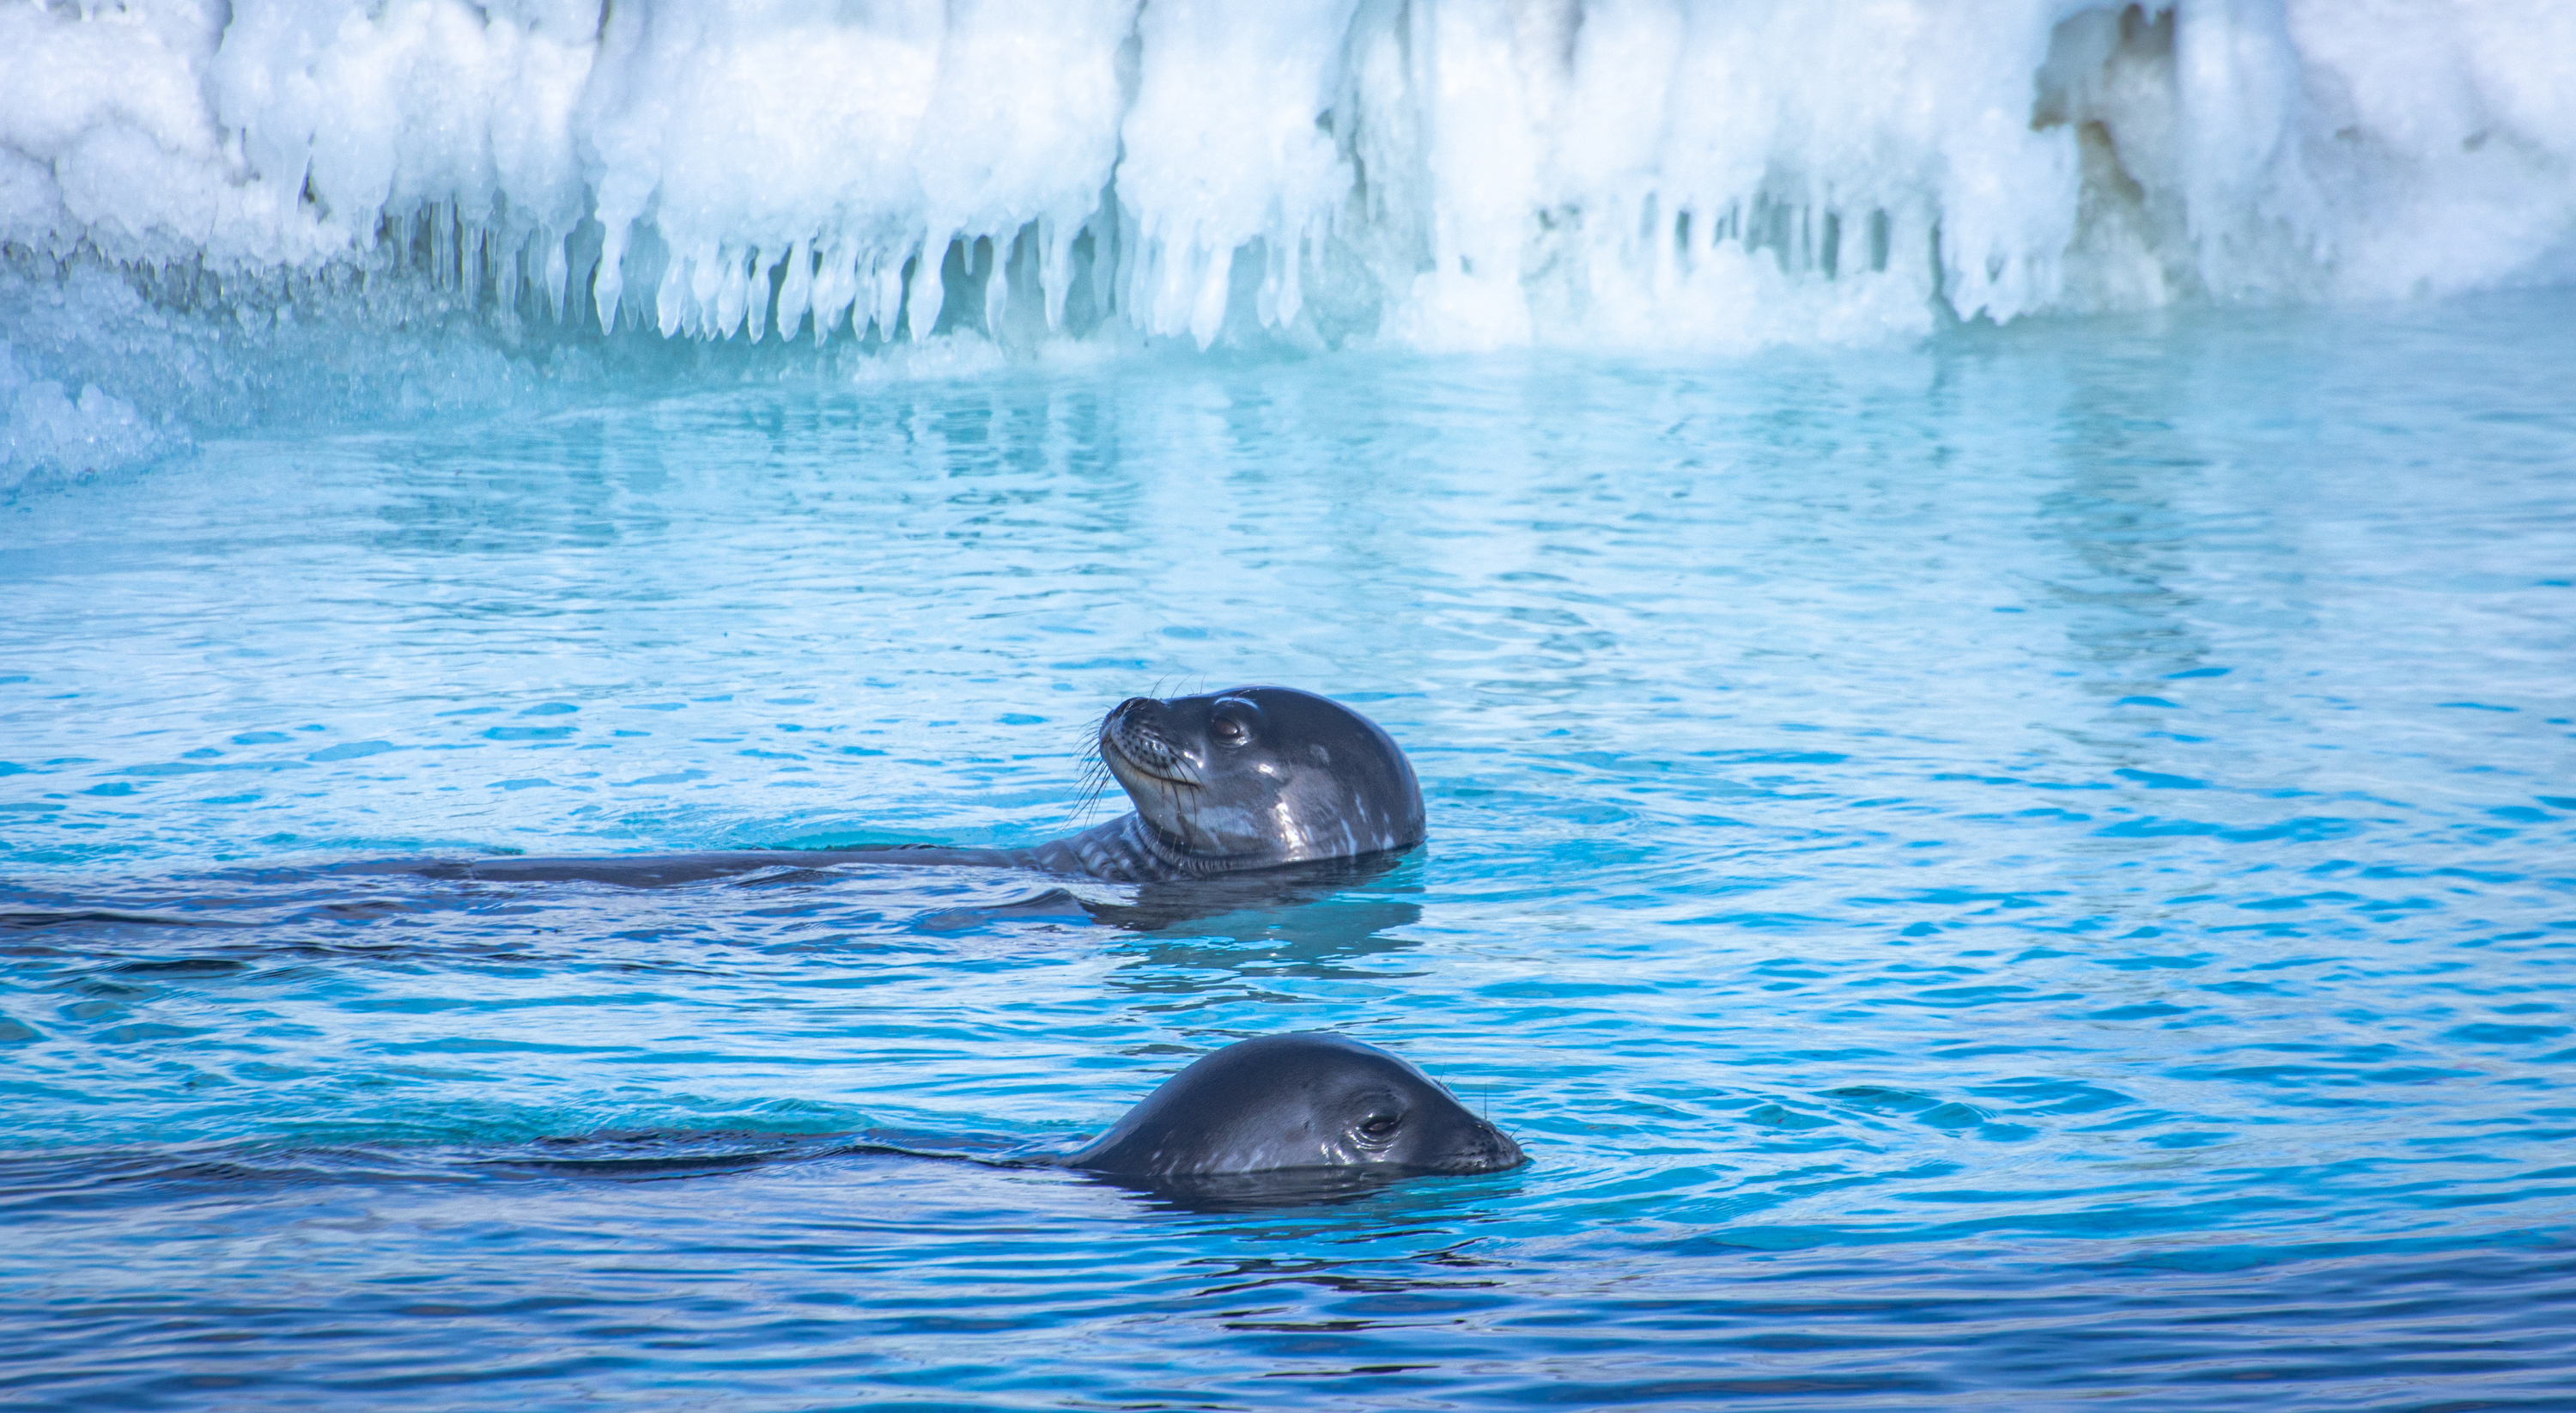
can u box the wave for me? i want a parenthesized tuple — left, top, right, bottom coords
(3, 1, 2573, 478)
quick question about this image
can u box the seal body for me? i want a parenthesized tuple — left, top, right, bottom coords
(405, 685, 1425, 886)
(498, 1032, 1523, 1207)
(1064, 1032, 1523, 1180)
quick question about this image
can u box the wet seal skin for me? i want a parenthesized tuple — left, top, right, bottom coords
(1053, 1032, 1525, 1194)
(489, 1032, 1526, 1209)
(391, 685, 1426, 888)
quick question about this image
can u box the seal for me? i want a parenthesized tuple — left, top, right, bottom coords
(496, 1032, 1524, 1207)
(1021, 685, 1427, 880)
(1060, 1032, 1525, 1182)
(406, 685, 1425, 887)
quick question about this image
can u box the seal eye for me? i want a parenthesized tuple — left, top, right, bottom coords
(1210, 715, 1251, 747)
(1357, 1113, 1401, 1143)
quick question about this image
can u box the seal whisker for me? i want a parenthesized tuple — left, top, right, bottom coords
(1077, 762, 1115, 826)
(1071, 724, 1115, 828)
(1070, 697, 1127, 829)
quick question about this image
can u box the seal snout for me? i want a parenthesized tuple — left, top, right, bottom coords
(1101, 697, 1196, 783)
(1454, 1119, 1527, 1173)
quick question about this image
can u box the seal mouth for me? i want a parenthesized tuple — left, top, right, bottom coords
(1102, 744, 1200, 789)
(1462, 1125, 1528, 1172)
(1098, 700, 1203, 789)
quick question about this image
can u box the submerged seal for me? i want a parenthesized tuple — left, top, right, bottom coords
(502, 1032, 1524, 1205)
(410, 685, 1425, 887)
(1061, 1032, 1525, 1183)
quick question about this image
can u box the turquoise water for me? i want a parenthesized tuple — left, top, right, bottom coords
(3, 293, 2573, 1409)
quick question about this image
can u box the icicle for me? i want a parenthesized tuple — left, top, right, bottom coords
(1086, 211, 1116, 329)
(496, 229, 519, 313)
(872, 249, 907, 341)
(429, 204, 452, 288)
(1126, 231, 1164, 337)
(687, 246, 722, 337)
(1187, 241, 1228, 350)
(545, 230, 569, 322)
(857, 252, 883, 340)
(744, 248, 772, 342)
(1037, 215, 1069, 331)
(904, 231, 951, 340)
(725, 253, 744, 338)
(1256, 236, 1286, 328)
(593, 225, 627, 334)
(983, 233, 1010, 337)
(655, 253, 687, 338)
(811, 241, 856, 346)
(774, 240, 811, 343)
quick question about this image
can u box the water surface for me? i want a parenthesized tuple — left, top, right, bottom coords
(3, 294, 2573, 1409)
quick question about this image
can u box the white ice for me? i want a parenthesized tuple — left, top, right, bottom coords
(2, 0, 2571, 362)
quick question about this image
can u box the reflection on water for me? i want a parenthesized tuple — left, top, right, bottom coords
(2, 292, 2574, 1408)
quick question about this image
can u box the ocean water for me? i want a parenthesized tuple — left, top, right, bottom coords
(3, 289, 2574, 1410)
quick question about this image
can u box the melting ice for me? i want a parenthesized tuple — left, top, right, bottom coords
(3, 0, 2573, 478)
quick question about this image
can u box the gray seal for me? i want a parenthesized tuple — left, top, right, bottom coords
(1060, 1032, 1524, 1184)
(407, 685, 1425, 887)
(495, 1032, 1524, 1206)
(1022, 684, 1426, 880)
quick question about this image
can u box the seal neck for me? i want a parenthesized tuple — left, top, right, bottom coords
(1022, 813, 1231, 883)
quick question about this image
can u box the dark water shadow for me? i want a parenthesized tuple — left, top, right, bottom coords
(0, 1131, 1034, 1214)
(1095, 1163, 1526, 1216)
(1081, 854, 1434, 996)
(468, 1124, 1528, 1221)
(907, 849, 1420, 935)
(471, 1127, 1048, 1181)
(338, 844, 1021, 888)
(0, 909, 242, 931)
(0, 850, 1430, 1024)
(0, 1123, 1526, 1221)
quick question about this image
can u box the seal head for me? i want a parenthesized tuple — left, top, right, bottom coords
(1093, 685, 1425, 874)
(1066, 1032, 1523, 1182)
